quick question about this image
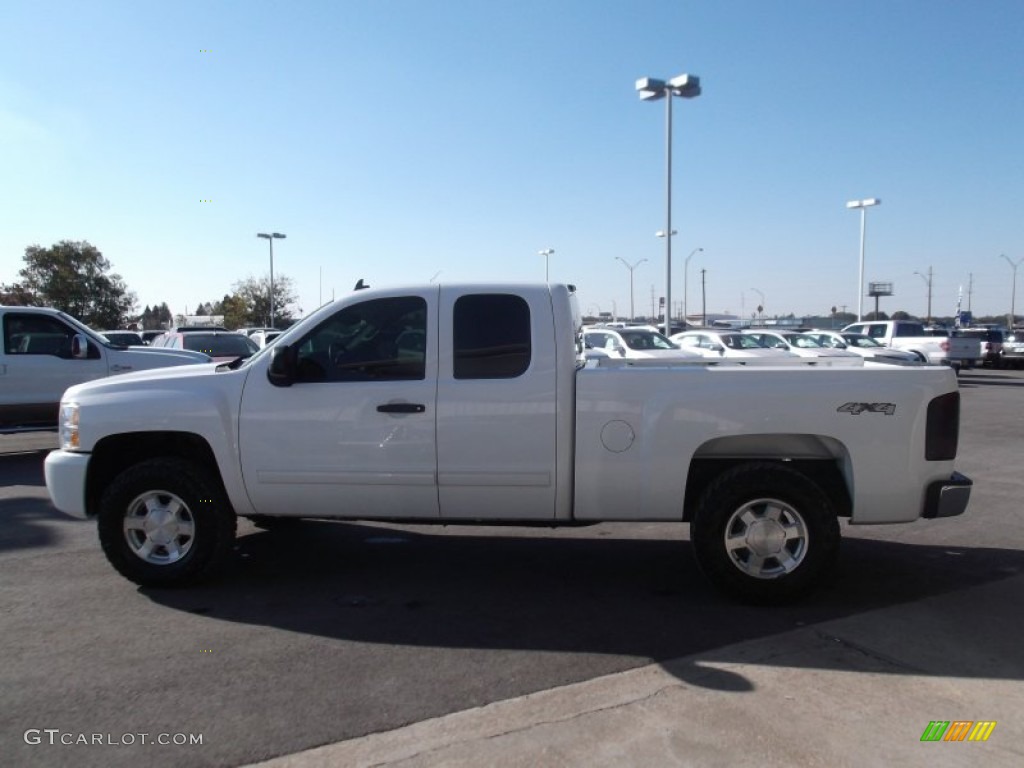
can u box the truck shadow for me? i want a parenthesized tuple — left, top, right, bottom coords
(145, 520, 1024, 689)
(0, 449, 48, 488)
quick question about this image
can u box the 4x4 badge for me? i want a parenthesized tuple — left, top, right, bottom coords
(837, 402, 896, 416)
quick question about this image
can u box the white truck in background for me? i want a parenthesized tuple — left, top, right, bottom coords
(44, 283, 972, 603)
(1, 305, 209, 433)
(841, 319, 980, 371)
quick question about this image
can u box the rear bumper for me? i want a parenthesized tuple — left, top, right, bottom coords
(922, 472, 972, 519)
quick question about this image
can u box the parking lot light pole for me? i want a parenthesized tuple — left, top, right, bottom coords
(637, 73, 702, 337)
(257, 232, 286, 327)
(684, 247, 703, 326)
(539, 248, 555, 282)
(655, 230, 675, 327)
(845, 198, 880, 321)
(615, 257, 648, 321)
(1001, 253, 1023, 329)
(914, 267, 934, 324)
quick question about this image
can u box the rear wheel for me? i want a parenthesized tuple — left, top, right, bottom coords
(691, 462, 840, 604)
(98, 458, 236, 587)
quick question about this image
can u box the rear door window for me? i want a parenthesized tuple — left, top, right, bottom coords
(453, 294, 530, 379)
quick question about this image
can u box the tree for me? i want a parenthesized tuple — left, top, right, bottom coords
(17, 240, 137, 328)
(0, 281, 35, 305)
(214, 293, 250, 330)
(230, 274, 298, 327)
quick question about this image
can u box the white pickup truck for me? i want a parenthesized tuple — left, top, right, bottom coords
(44, 284, 972, 603)
(841, 320, 980, 371)
(1, 305, 209, 433)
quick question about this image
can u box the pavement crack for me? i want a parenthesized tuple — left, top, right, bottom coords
(364, 682, 684, 767)
(812, 629, 928, 673)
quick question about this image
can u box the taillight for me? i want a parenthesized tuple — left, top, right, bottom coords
(940, 340, 950, 352)
(926, 392, 959, 460)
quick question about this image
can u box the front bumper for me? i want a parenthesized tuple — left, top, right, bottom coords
(44, 450, 92, 519)
(922, 471, 972, 519)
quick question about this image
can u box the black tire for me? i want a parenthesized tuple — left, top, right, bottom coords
(691, 462, 840, 604)
(97, 458, 236, 588)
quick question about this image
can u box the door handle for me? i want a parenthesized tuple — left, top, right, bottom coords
(376, 403, 426, 414)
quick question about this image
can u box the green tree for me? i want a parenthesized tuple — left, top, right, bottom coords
(213, 293, 250, 330)
(231, 274, 298, 327)
(17, 240, 137, 328)
(0, 281, 35, 305)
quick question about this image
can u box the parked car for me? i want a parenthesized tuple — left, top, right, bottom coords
(670, 330, 796, 361)
(250, 329, 284, 348)
(140, 330, 164, 345)
(842, 320, 979, 370)
(957, 328, 1004, 367)
(99, 330, 145, 347)
(583, 326, 700, 360)
(1, 306, 210, 432)
(742, 330, 861, 360)
(1000, 330, 1024, 368)
(806, 331, 920, 363)
(151, 331, 259, 363)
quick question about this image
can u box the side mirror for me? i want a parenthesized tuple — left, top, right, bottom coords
(267, 344, 296, 387)
(615, 345, 626, 357)
(71, 334, 89, 359)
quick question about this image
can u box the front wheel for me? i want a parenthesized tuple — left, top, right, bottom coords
(97, 458, 236, 587)
(691, 462, 840, 604)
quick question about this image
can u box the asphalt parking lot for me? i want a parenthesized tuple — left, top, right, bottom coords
(2, 367, 1023, 767)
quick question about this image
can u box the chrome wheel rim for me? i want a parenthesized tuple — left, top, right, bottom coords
(723, 498, 809, 579)
(123, 490, 195, 565)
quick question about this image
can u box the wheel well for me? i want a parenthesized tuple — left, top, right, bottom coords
(85, 432, 228, 518)
(684, 458, 852, 522)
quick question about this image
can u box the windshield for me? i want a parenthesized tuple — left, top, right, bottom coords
(183, 333, 258, 358)
(843, 334, 883, 348)
(783, 333, 824, 348)
(620, 330, 677, 350)
(722, 334, 766, 350)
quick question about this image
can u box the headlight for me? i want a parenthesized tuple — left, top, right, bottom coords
(59, 402, 80, 451)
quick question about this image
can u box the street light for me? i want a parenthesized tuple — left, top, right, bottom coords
(539, 248, 555, 282)
(615, 257, 648, 320)
(683, 247, 703, 326)
(846, 198, 881, 321)
(256, 232, 286, 327)
(1001, 253, 1024, 329)
(914, 267, 933, 324)
(637, 73, 702, 337)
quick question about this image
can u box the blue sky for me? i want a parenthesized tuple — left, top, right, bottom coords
(2, 0, 1021, 322)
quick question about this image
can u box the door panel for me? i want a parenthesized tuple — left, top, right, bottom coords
(238, 292, 440, 519)
(436, 292, 558, 520)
